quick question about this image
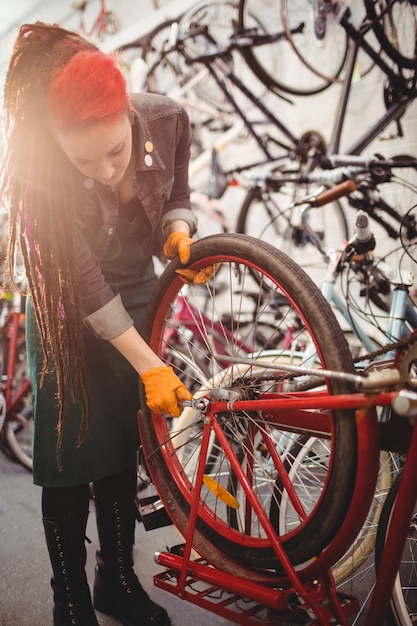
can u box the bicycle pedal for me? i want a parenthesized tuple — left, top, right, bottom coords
(137, 494, 173, 531)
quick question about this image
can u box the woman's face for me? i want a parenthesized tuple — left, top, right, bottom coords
(53, 113, 133, 186)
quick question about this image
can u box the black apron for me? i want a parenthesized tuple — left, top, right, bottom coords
(28, 207, 157, 487)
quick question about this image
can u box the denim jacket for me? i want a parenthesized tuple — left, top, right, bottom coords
(73, 93, 197, 339)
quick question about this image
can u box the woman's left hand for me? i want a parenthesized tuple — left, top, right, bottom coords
(163, 231, 195, 263)
(163, 231, 220, 285)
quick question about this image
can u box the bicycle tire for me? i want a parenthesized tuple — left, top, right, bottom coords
(365, 0, 417, 70)
(97, 11, 120, 40)
(3, 341, 33, 471)
(139, 233, 358, 579)
(375, 471, 417, 626)
(280, 0, 349, 89)
(238, 0, 346, 95)
(235, 180, 349, 281)
(269, 439, 395, 585)
(177, 1, 271, 112)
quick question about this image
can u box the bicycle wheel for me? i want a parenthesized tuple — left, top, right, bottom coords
(2, 341, 33, 470)
(269, 439, 396, 585)
(140, 19, 187, 95)
(238, 0, 346, 95)
(280, 0, 350, 87)
(365, 0, 417, 70)
(139, 233, 358, 580)
(177, 1, 270, 112)
(236, 179, 349, 283)
(375, 471, 417, 626)
(98, 11, 120, 40)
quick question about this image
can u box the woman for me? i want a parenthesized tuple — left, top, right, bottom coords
(0, 21, 208, 626)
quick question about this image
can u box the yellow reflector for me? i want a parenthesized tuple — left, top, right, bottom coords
(203, 474, 240, 509)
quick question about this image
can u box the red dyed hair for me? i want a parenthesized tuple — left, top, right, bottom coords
(48, 50, 130, 129)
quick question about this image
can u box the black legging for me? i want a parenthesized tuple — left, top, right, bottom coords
(42, 466, 137, 518)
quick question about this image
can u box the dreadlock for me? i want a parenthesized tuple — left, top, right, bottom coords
(0, 22, 129, 468)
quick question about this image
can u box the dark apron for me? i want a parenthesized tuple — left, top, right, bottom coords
(28, 212, 157, 487)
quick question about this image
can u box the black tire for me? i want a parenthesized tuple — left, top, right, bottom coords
(238, 0, 347, 95)
(236, 182, 349, 280)
(375, 471, 417, 625)
(365, 0, 417, 70)
(2, 341, 33, 471)
(139, 233, 357, 580)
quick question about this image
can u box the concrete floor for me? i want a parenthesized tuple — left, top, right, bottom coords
(0, 448, 239, 626)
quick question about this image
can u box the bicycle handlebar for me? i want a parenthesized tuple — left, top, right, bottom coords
(177, 23, 292, 65)
(327, 154, 417, 169)
(311, 179, 357, 206)
(257, 156, 416, 191)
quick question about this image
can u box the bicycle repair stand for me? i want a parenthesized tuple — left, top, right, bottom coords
(144, 411, 385, 625)
(147, 466, 360, 625)
(153, 546, 359, 625)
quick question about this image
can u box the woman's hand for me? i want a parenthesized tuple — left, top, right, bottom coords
(163, 231, 195, 263)
(163, 231, 220, 285)
(141, 366, 192, 418)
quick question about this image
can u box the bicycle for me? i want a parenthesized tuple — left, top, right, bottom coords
(136, 172, 416, 620)
(152, 2, 416, 195)
(135, 228, 417, 624)
(71, 0, 120, 40)
(118, 0, 417, 240)
(161, 182, 412, 609)
(238, 0, 416, 96)
(0, 289, 33, 471)
(235, 155, 417, 281)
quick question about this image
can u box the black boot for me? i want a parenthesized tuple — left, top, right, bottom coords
(93, 496, 171, 626)
(43, 512, 99, 626)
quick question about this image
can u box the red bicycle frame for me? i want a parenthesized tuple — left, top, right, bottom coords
(2, 308, 31, 424)
(152, 386, 416, 625)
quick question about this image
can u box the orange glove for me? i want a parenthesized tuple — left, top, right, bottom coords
(163, 231, 195, 263)
(141, 366, 192, 417)
(164, 231, 221, 285)
(176, 264, 220, 284)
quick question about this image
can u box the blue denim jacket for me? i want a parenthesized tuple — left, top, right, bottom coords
(74, 93, 197, 339)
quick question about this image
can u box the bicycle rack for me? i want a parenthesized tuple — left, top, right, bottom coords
(150, 406, 364, 625)
(153, 547, 359, 625)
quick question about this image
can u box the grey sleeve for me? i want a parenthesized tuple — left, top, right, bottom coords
(160, 208, 198, 237)
(83, 293, 134, 340)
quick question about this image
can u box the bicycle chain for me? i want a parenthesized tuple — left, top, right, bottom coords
(353, 331, 417, 366)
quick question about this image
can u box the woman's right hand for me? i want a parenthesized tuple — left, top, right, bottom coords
(141, 366, 192, 418)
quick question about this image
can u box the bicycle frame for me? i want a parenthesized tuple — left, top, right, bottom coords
(153, 376, 414, 625)
(76, 0, 110, 39)
(1, 305, 31, 426)
(175, 5, 416, 178)
(327, 15, 414, 155)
